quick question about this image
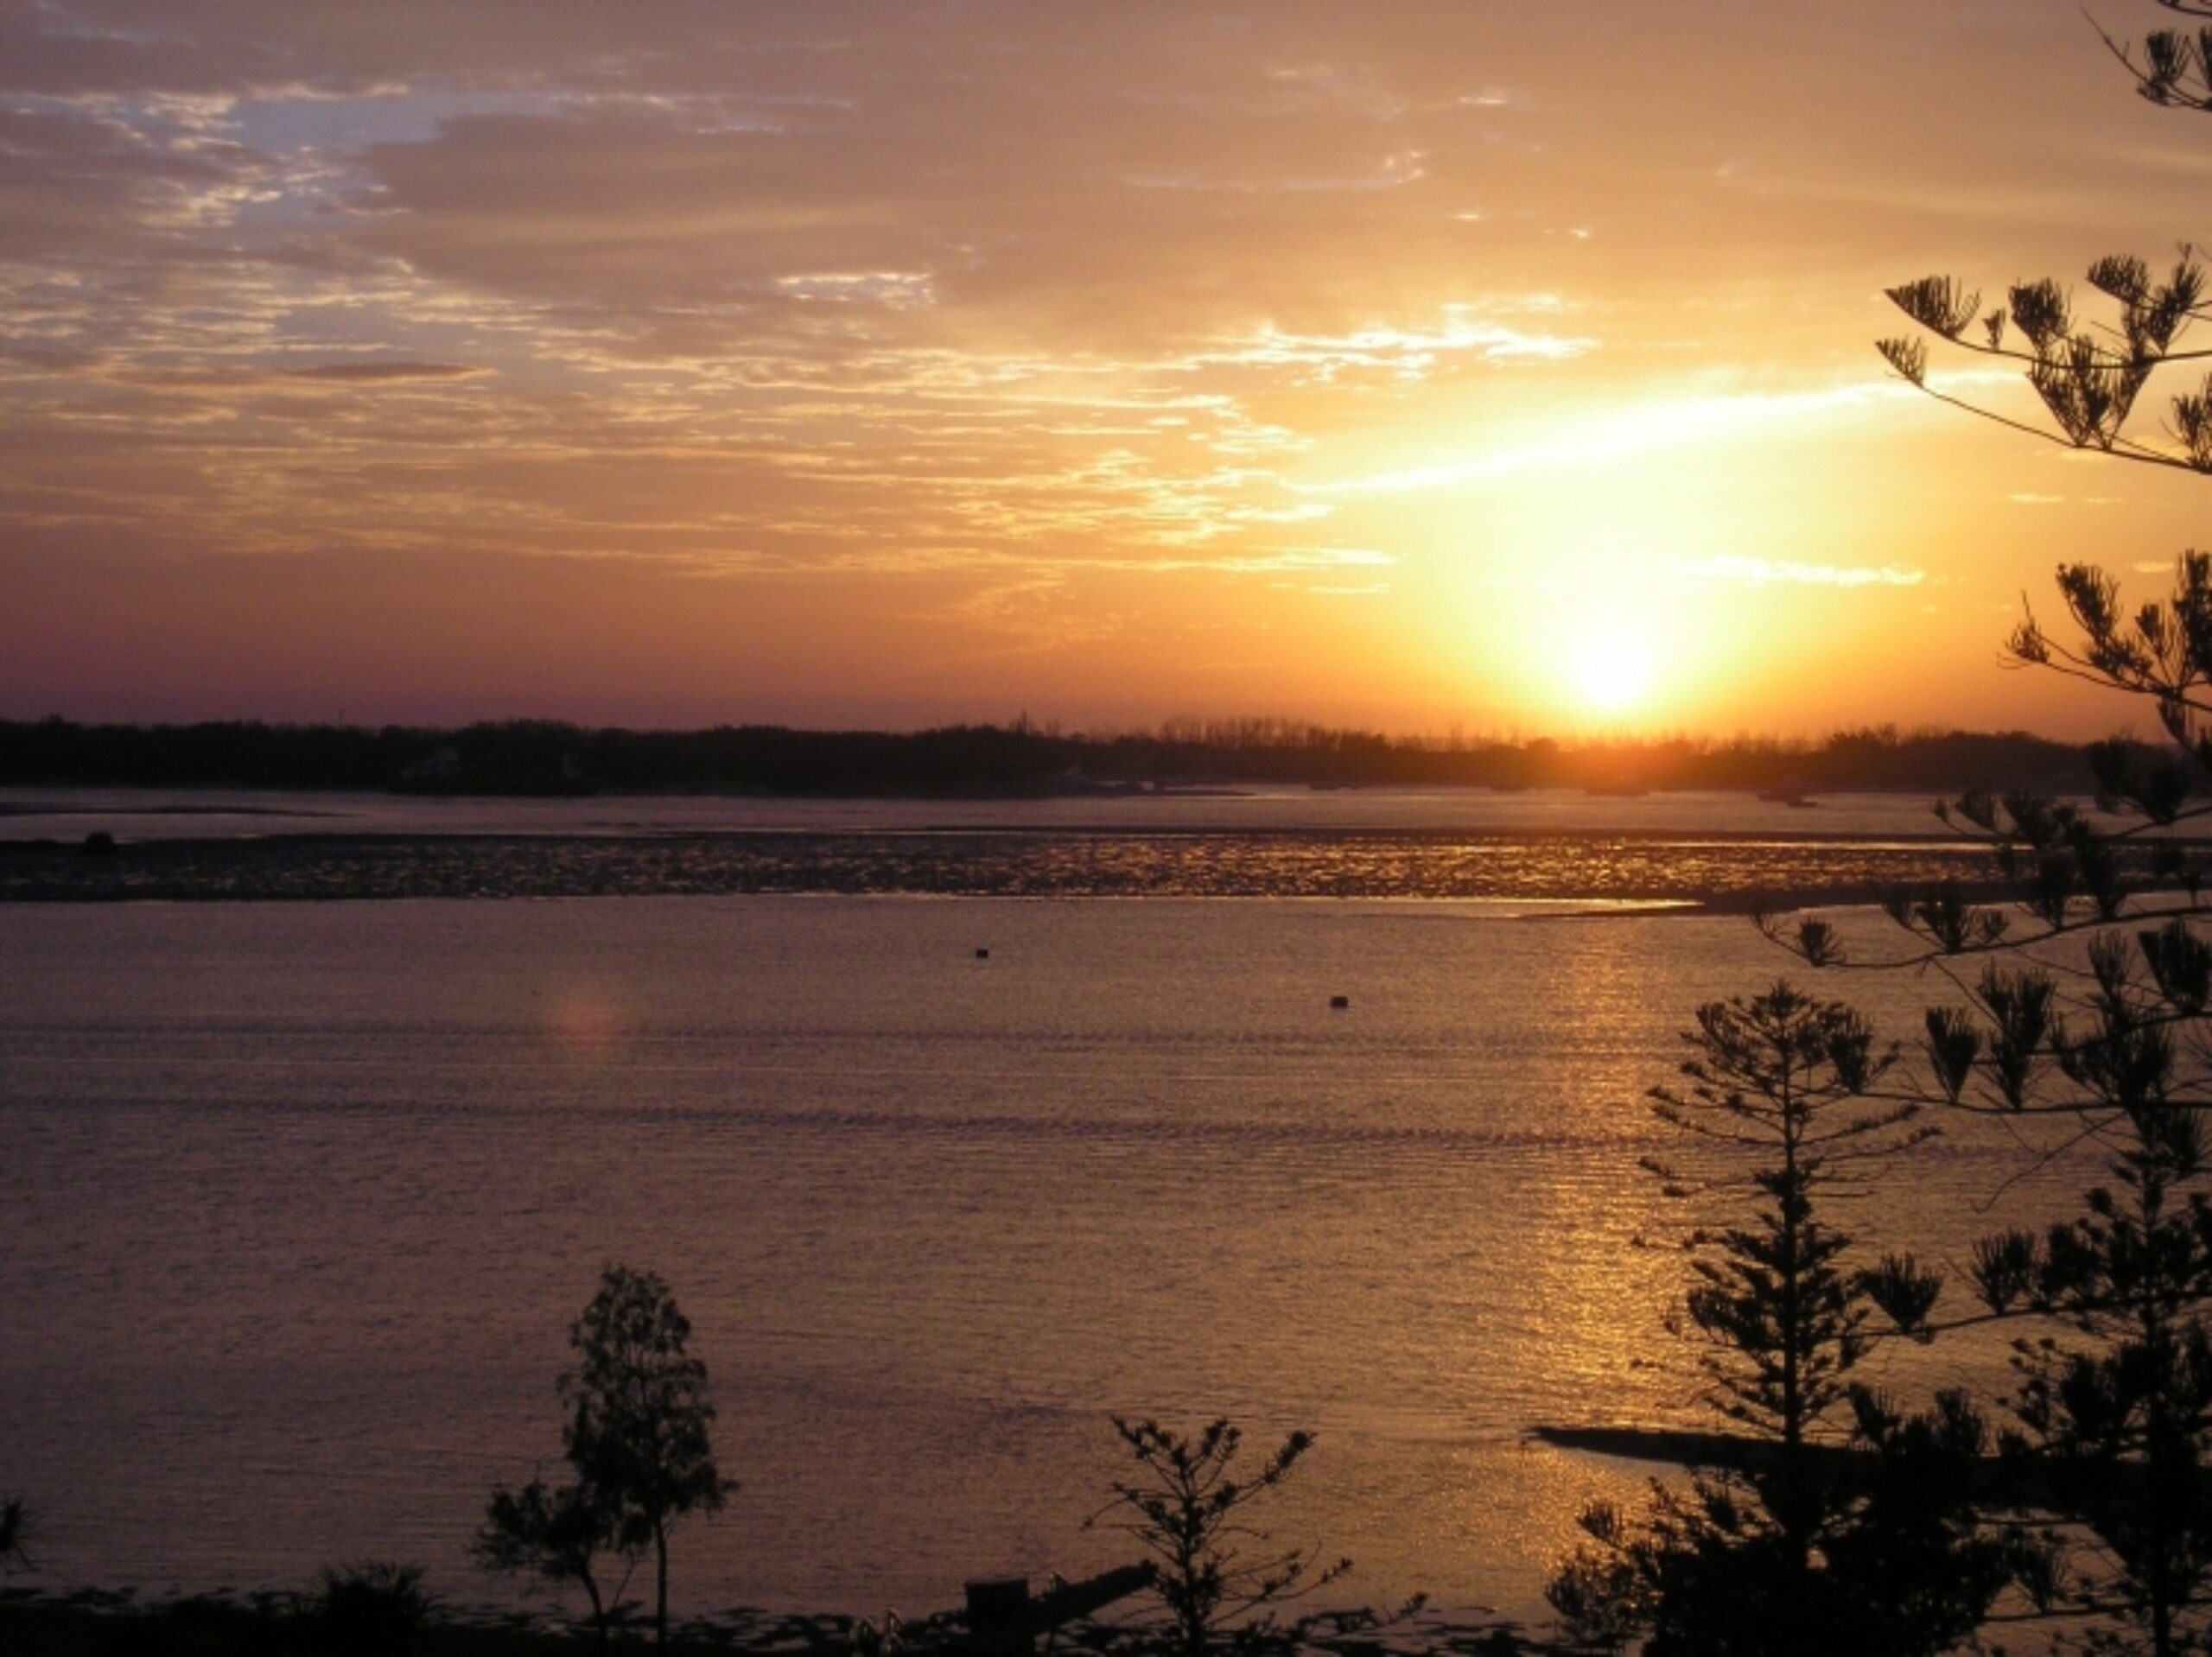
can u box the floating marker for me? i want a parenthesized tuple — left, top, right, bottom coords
(1330, 994, 1350, 1010)
(976, 948, 990, 959)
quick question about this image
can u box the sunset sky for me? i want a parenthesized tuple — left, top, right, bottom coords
(7, 1, 2212, 735)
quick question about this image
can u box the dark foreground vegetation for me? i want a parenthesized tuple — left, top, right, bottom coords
(0, 714, 2107, 798)
(0, 1593, 1533, 1657)
(0, 1271, 1517, 1657)
(1514, 4, 2212, 1651)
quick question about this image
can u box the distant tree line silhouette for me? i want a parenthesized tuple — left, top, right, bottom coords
(0, 714, 2107, 797)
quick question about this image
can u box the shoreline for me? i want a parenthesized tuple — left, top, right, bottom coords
(0, 827, 2040, 909)
(0, 1584, 1546, 1655)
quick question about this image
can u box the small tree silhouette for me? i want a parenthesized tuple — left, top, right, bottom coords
(1090, 1418, 1351, 1657)
(474, 1476, 630, 1655)
(1974, 1098, 2212, 1654)
(1547, 985, 2012, 1656)
(478, 1265, 733, 1654)
(564, 1265, 734, 1654)
(0, 1497, 32, 1575)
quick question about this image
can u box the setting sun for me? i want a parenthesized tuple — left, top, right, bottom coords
(1568, 625, 1656, 714)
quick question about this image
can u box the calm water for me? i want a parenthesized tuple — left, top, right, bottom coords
(0, 881, 2081, 1627)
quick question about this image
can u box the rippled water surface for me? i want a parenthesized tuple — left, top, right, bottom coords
(0, 784, 1978, 841)
(0, 786, 2120, 906)
(0, 888, 2082, 1625)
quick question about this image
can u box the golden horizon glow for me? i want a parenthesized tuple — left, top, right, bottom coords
(3, 3, 2210, 738)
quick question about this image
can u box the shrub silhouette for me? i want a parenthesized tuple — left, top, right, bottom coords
(312, 1560, 434, 1657)
(1090, 1417, 1353, 1657)
(475, 1475, 629, 1655)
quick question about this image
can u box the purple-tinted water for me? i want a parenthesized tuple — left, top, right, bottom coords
(0, 887, 2075, 1628)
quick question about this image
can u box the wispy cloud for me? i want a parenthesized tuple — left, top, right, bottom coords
(1196, 309, 1595, 378)
(0, 0, 2195, 722)
(1680, 556, 1926, 588)
(281, 360, 488, 383)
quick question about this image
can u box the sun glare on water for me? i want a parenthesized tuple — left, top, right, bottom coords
(1568, 625, 1656, 714)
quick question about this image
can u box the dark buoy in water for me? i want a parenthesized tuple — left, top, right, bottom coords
(1329, 994, 1350, 1010)
(976, 947, 990, 960)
